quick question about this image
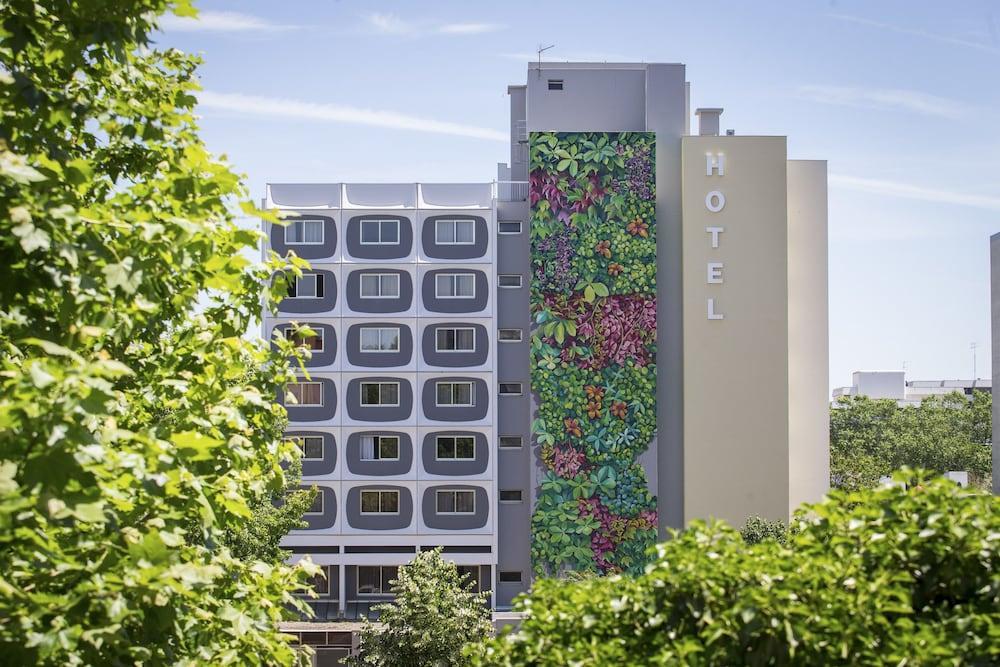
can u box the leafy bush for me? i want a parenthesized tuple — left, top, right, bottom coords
(529, 132, 658, 576)
(0, 2, 317, 664)
(832, 393, 992, 491)
(470, 472, 1000, 665)
(349, 549, 492, 667)
(740, 515, 788, 545)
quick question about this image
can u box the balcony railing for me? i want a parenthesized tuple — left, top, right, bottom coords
(496, 181, 528, 202)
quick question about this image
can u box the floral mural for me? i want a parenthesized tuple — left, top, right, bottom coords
(529, 131, 658, 576)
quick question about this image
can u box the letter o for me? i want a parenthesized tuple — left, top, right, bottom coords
(705, 190, 726, 213)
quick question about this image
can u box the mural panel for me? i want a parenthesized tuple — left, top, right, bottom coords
(529, 131, 657, 575)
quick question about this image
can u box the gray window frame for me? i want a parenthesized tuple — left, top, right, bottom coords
(359, 326, 401, 353)
(435, 489, 476, 515)
(359, 489, 400, 515)
(435, 273, 476, 299)
(357, 565, 399, 596)
(284, 218, 325, 245)
(497, 220, 522, 235)
(435, 435, 476, 461)
(359, 218, 401, 246)
(435, 381, 474, 407)
(434, 218, 476, 245)
(288, 381, 323, 406)
(360, 381, 401, 407)
(360, 272, 401, 299)
(498, 329, 523, 343)
(435, 327, 476, 353)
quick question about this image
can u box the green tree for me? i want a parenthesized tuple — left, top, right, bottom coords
(350, 549, 493, 667)
(831, 392, 992, 490)
(469, 472, 1000, 666)
(739, 515, 787, 545)
(0, 1, 318, 664)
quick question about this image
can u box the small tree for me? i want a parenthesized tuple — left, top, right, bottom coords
(739, 515, 787, 545)
(350, 549, 492, 667)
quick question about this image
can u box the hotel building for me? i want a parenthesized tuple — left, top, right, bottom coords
(262, 62, 830, 636)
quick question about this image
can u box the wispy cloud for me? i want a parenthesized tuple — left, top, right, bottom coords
(198, 91, 507, 142)
(158, 10, 299, 33)
(365, 13, 505, 36)
(796, 84, 971, 120)
(830, 174, 1000, 212)
(829, 13, 1000, 54)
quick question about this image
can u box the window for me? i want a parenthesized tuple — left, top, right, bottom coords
(285, 219, 324, 245)
(285, 435, 324, 460)
(283, 326, 324, 352)
(360, 382, 400, 407)
(499, 435, 523, 449)
(435, 273, 475, 298)
(436, 381, 474, 407)
(457, 565, 481, 593)
(435, 327, 475, 352)
(498, 571, 523, 583)
(436, 489, 475, 514)
(360, 490, 400, 514)
(360, 218, 400, 245)
(498, 329, 523, 343)
(360, 327, 400, 353)
(498, 275, 522, 289)
(287, 382, 323, 406)
(360, 273, 400, 298)
(357, 565, 399, 595)
(436, 435, 475, 460)
(306, 566, 330, 595)
(499, 490, 523, 503)
(287, 273, 325, 299)
(306, 491, 324, 515)
(435, 219, 475, 245)
(499, 382, 523, 396)
(547, 79, 563, 91)
(498, 220, 522, 234)
(360, 435, 399, 461)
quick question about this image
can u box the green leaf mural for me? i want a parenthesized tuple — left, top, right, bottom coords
(529, 132, 658, 576)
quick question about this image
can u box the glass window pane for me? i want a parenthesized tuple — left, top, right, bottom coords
(456, 275, 474, 297)
(437, 437, 454, 459)
(437, 383, 452, 405)
(437, 492, 454, 513)
(360, 275, 379, 297)
(435, 220, 454, 244)
(361, 384, 379, 405)
(297, 275, 317, 298)
(360, 435, 375, 460)
(304, 437, 323, 459)
(381, 491, 399, 513)
(361, 220, 379, 243)
(361, 491, 379, 513)
(381, 383, 398, 405)
(358, 566, 378, 593)
(361, 328, 380, 351)
(456, 329, 474, 350)
(308, 492, 323, 513)
(380, 274, 399, 297)
(456, 220, 475, 243)
(456, 491, 475, 513)
(456, 437, 475, 459)
(455, 383, 472, 405)
(381, 220, 399, 243)
(287, 221, 302, 243)
(304, 220, 323, 243)
(380, 437, 399, 459)
(380, 328, 399, 351)
(383, 566, 398, 592)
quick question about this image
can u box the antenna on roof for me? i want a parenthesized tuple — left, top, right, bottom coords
(970, 342, 978, 379)
(537, 44, 555, 77)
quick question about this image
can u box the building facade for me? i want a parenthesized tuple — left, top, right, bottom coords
(833, 370, 991, 405)
(264, 62, 830, 621)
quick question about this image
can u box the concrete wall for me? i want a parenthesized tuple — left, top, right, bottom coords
(681, 136, 791, 525)
(787, 160, 830, 512)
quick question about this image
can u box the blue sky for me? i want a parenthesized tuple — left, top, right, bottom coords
(155, 0, 1000, 392)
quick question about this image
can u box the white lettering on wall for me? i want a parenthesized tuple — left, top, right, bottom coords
(707, 262, 724, 284)
(705, 190, 726, 213)
(706, 153, 725, 176)
(706, 226, 724, 248)
(707, 298, 724, 320)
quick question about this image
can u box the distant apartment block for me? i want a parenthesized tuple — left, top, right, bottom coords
(833, 370, 991, 406)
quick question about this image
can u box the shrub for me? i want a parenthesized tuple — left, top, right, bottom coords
(740, 515, 788, 545)
(469, 472, 1000, 665)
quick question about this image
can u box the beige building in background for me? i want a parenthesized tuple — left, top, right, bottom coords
(681, 117, 829, 525)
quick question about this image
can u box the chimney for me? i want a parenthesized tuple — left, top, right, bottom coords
(695, 108, 723, 136)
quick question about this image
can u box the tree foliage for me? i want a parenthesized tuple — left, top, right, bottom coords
(0, 1, 318, 664)
(349, 549, 492, 667)
(739, 515, 787, 546)
(831, 392, 992, 490)
(469, 472, 1000, 666)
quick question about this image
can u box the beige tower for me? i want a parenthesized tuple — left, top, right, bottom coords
(681, 112, 829, 525)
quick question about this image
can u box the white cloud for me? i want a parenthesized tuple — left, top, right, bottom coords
(365, 13, 504, 36)
(829, 14, 1000, 55)
(796, 84, 971, 120)
(830, 174, 1000, 212)
(198, 90, 507, 142)
(438, 23, 504, 35)
(158, 10, 298, 33)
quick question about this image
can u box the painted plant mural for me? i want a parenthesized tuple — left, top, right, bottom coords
(529, 131, 658, 576)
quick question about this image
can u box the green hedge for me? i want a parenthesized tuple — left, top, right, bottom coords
(470, 472, 1000, 665)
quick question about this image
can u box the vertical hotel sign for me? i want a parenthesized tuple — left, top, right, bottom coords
(528, 132, 658, 576)
(704, 152, 726, 320)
